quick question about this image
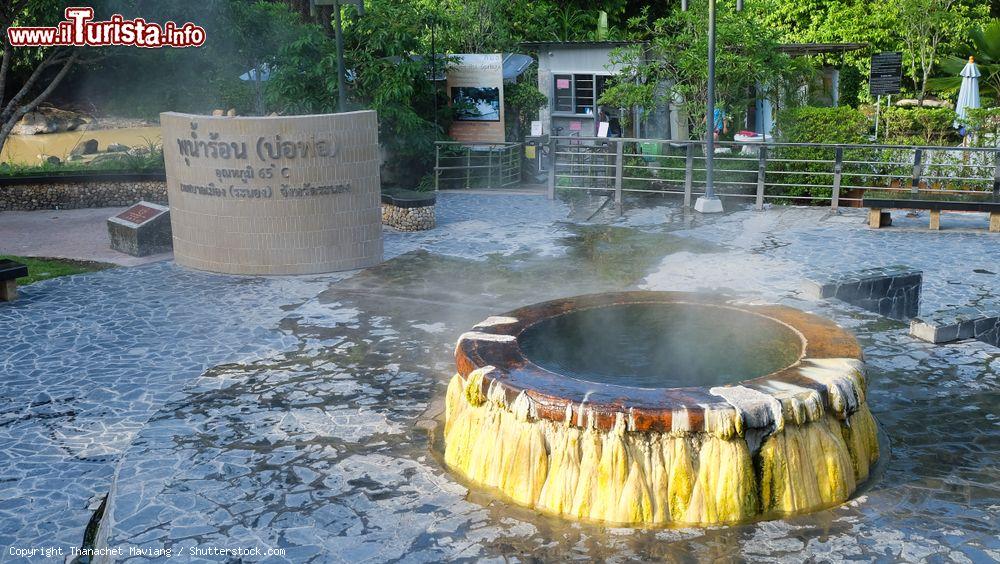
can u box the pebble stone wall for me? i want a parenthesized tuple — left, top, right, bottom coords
(0, 179, 166, 211)
(382, 203, 435, 231)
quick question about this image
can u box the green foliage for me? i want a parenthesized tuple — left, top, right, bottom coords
(752, 0, 989, 104)
(960, 107, 1000, 147)
(342, 0, 453, 187)
(504, 76, 548, 140)
(0, 255, 110, 285)
(774, 106, 868, 202)
(777, 106, 869, 144)
(896, 0, 985, 101)
(881, 107, 958, 144)
(0, 142, 164, 176)
(67, 0, 311, 118)
(838, 65, 864, 108)
(929, 18, 1000, 105)
(221, 0, 302, 115)
(267, 24, 339, 114)
(599, 2, 804, 136)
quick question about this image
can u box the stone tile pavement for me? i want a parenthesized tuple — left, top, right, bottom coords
(0, 208, 171, 267)
(0, 192, 997, 562)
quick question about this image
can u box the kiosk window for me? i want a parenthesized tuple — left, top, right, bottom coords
(552, 74, 610, 116)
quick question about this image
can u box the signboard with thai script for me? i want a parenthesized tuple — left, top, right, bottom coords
(870, 52, 902, 96)
(115, 203, 164, 225)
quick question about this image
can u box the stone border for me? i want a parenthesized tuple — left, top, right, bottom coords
(0, 172, 166, 211)
(455, 291, 866, 434)
(910, 309, 1000, 347)
(803, 265, 922, 320)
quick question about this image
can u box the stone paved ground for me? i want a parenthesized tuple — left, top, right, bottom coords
(1, 192, 997, 562)
(0, 208, 172, 267)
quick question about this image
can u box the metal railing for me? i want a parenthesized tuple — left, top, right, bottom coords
(434, 141, 522, 190)
(545, 136, 1000, 210)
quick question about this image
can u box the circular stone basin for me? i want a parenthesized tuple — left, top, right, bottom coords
(443, 292, 880, 526)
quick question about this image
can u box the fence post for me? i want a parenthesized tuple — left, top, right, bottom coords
(465, 147, 471, 189)
(547, 137, 556, 200)
(614, 139, 624, 215)
(488, 147, 495, 189)
(684, 142, 694, 208)
(911, 148, 923, 193)
(756, 145, 767, 211)
(831, 146, 843, 211)
(992, 150, 1000, 196)
(434, 143, 440, 191)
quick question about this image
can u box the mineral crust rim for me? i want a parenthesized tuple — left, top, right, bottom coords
(454, 291, 866, 434)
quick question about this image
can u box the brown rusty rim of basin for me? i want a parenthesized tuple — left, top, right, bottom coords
(454, 291, 863, 434)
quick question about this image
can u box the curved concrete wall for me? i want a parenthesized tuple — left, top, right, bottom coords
(161, 111, 383, 275)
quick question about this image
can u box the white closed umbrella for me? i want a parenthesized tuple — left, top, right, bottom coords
(954, 56, 980, 127)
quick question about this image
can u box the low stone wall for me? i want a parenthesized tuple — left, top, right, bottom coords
(803, 265, 923, 320)
(382, 203, 435, 231)
(911, 309, 1000, 347)
(0, 175, 167, 211)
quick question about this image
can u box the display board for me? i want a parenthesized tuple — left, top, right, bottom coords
(870, 52, 902, 96)
(447, 54, 505, 143)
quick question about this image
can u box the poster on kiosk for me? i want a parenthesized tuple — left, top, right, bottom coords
(447, 54, 505, 143)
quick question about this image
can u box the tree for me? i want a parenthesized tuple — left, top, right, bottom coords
(221, 0, 301, 115)
(600, 2, 803, 136)
(750, 0, 989, 104)
(897, 0, 980, 104)
(504, 74, 547, 139)
(929, 18, 1000, 105)
(751, 0, 897, 98)
(0, 1, 83, 156)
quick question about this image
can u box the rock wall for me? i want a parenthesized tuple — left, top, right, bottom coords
(0, 180, 167, 211)
(382, 203, 435, 231)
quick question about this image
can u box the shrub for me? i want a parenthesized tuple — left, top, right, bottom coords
(776, 106, 869, 145)
(772, 106, 869, 202)
(961, 107, 1000, 147)
(882, 107, 957, 144)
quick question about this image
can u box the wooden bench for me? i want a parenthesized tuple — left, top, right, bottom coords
(864, 190, 1000, 232)
(0, 259, 28, 302)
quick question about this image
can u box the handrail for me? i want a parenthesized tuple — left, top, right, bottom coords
(544, 135, 1000, 211)
(547, 136, 1000, 153)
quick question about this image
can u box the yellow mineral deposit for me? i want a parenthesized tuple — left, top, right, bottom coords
(444, 359, 879, 526)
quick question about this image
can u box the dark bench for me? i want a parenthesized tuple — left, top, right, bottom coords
(380, 190, 436, 208)
(0, 259, 28, 302)
(864, 190, 1000, 232)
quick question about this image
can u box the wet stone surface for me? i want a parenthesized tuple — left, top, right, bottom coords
(804, 265, 923, 321)
(1, 192, 998, 562)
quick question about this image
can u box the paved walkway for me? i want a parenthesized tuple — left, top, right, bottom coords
(0, 208, 171, 266)
(0, 193, 997, 562)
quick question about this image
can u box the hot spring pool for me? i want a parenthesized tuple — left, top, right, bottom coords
(442, 291, 880, 525)
(519, 302, 802, 389)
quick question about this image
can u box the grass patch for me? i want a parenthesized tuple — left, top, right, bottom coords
(1, 255, 113, 285)
(0, 143, 165, 179)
